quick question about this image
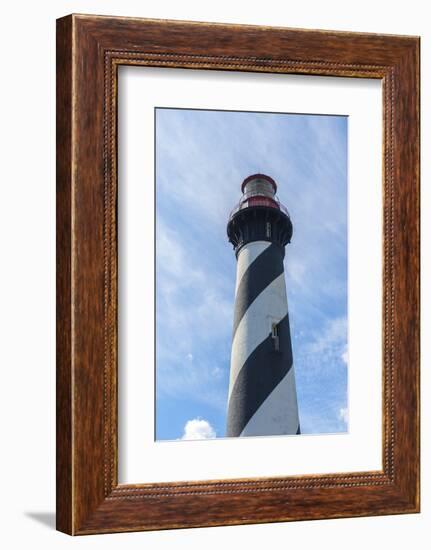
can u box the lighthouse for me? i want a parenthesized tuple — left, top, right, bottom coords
(226, 174, 300, 437)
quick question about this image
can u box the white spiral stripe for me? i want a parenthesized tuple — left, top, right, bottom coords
(228, 271, 288, 403)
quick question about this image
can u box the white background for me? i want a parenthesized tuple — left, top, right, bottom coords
(0, 0, 428, 548)
(119, 68, 382, 483)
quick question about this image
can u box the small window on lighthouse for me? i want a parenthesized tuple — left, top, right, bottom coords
(266, 221, 272, 238)
(271, 322, 280, 351)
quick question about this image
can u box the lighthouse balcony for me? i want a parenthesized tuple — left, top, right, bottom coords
(228, 192, 290, 221)
(227, 201, 293, 254)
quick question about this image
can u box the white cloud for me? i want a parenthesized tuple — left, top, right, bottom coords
(339, 407, 348, 424)
(341, 347, 348, 365)
(181, 418, 216, 440)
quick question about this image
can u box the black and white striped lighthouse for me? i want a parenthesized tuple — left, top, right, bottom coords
(226, 174, 300, 437)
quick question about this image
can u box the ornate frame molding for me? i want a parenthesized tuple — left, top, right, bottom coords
(57, 15, 419, 534)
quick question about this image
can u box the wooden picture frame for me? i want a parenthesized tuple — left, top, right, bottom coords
(56, 14, 420, 535)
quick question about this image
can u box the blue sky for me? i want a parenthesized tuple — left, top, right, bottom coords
(155, 107, 348, 440)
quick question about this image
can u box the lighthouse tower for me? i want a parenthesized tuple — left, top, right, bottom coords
(226, 174, 300, 437)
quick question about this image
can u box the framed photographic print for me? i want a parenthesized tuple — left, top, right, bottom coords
(56, 14, 420, 535)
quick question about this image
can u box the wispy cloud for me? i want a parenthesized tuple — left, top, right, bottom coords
(156, 218, 232, 411)
(295, 316, 348, 377)
(307, 316, 347, 357)
(294, 316, 348, 434)
(339, 407, 349, 424)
